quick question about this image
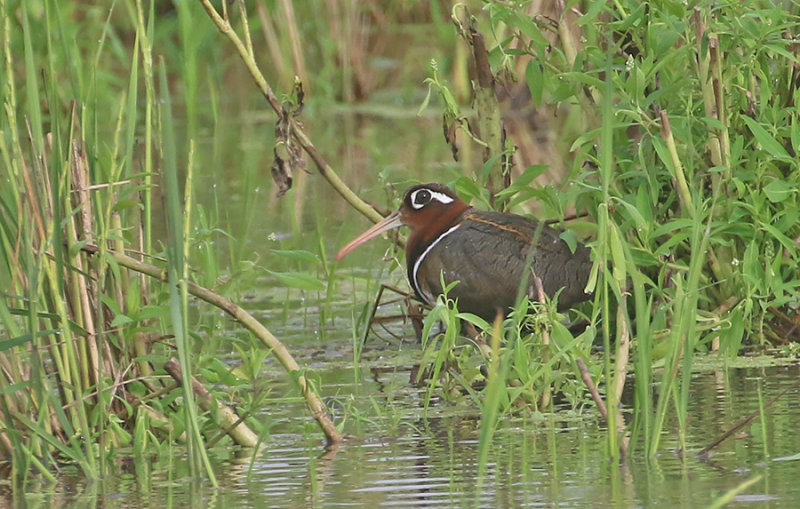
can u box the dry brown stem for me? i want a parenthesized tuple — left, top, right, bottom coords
(81, 244, 343, 444)
(198, 0, 383, 226)
(164, 358, 259, 448)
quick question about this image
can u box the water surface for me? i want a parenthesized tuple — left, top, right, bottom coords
(12, 355, 800, 507)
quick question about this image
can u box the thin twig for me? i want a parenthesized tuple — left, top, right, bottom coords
(660, 110, 693, 213)
(532, 275, 551, 409)
(613, 295, 629, 407)
(698, 384, 795, 458)
(82, 244, 344, 444)
(576, 357, 628, 457)
(577, 357, 608, 417)
(164, 358, 259, 448)
(198, 0, 383, 226)
(612, 295, 631, 456)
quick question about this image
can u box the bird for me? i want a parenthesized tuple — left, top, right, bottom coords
(336, 183, 593, 322)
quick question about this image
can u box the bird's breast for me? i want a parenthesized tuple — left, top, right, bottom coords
(409, 223, 463, 305)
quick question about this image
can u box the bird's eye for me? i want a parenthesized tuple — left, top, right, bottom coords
(408, 187, 455, 209)
(411, 189, 432, 209)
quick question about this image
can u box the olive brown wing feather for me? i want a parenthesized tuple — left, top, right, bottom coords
(414, 210, 591, 317)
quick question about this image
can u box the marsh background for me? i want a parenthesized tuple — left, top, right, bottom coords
(2, 0, 800, 507)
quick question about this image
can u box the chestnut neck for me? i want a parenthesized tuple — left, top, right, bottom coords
(404, 200, 471, 262)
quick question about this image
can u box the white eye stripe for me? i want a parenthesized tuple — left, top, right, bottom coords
(430, 191, 454, 204)
(410, 189, 454, 209)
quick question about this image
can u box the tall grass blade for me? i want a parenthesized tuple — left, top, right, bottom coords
(158, 59, 217, 484)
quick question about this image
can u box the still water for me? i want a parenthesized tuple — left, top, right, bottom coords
(11, 331, 800, 508)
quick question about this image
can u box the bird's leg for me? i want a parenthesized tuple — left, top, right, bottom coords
(462, 322, 492, 358)
(363, 284, 424, 345)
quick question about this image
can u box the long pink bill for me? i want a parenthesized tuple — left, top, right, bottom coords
(335, 210, 404, 261)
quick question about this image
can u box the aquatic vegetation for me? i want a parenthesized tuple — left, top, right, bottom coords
(0, 1, 798, 498)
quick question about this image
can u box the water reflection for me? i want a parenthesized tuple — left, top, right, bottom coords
(21, 364, 799, 507)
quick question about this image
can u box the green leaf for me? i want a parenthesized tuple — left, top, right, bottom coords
(134, 354, 171, 364)
(651, 28, 681, 57)
(609, 223, 627, 285)
(651, 135, 675, 174)
(453, 177, 492, 210)
(763, 179, 794, 203)
(456, 312, 491, 331)
(0, 381, 32, 396)
(0, 330, 59, 351)
(270, 249, 319, 264)
(525, 60, 544, 107)
(763, 44, 797, 61)
(761, 223, 798, 256)
(417, 81, 433, 116)
(267, 271, 325, 291)
(559, 71, 604, 89)
(510, 11, 549, 49)
(112, 200, 143, 212)
(720, 307, 744, 357)
(701, 116, 726, 131)
(578, 0, 609, 26)
(652, 218, 694, 237)
(110, 314, 134, 328)
(559, 230, 578, 253)
(741, 116, 791, 160)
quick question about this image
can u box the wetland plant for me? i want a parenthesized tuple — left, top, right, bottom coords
(1, 0, 798, 490)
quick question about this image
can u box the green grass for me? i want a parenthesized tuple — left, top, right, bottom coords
(406, 0, 800, 472)
(0, 0, 344, 481)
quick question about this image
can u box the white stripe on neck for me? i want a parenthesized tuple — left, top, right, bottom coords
(411, 223, 462, 305)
